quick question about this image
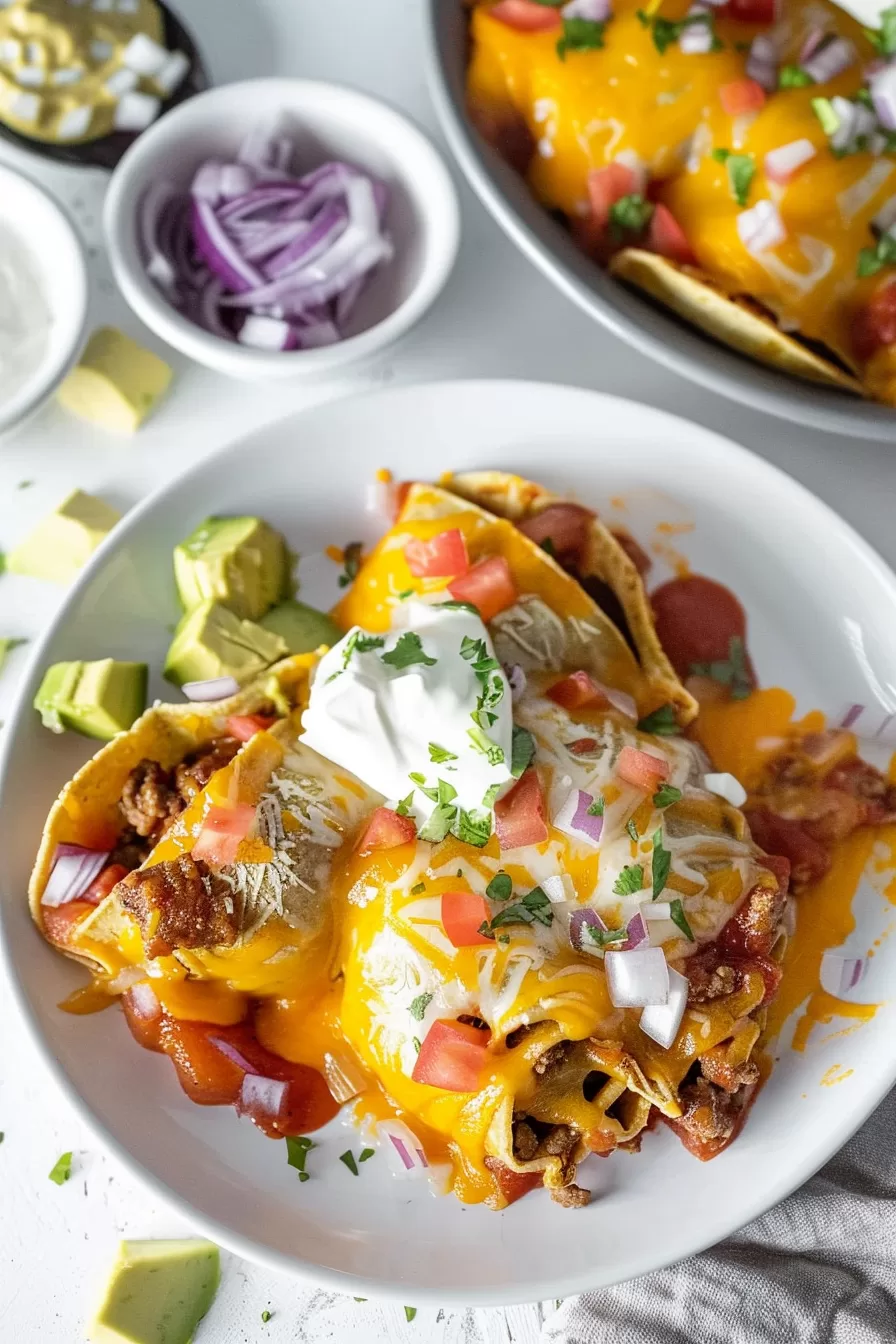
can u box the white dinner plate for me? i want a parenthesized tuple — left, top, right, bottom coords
(2, 380, 896, 1307)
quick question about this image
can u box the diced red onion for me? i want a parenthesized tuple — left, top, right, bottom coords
(238, 314, 298, 352)
(622, 909, 649, 950)
(605, 947, 670, 1007)
(365, 476, 398, 518)
(182, 676, 241, 702)
(381, 1121, 429, 1178)
(701, 772, 747, 807)
(107, 965, 147, 995)
(541, 874, 573, 904)
(43, 844, 111, 908)
(874, 196, 896, 236)
(554, 788, 604, 845)
(871, 64, 896, 132)
(829, 96, 859, 152)
(569, 906, 607, 953)
(835, 702, 896, 746)
(505, 664, 527, 702)
(765, 139, 816, 184)
(803, 37, 855, 85)
(562, 0, 611, 19)
(323, 1050, 368, 1103)
(681, 22, 714, 55)
(209, 1037, 261, 1074)
(800, 26, 827, 64)
(746, 56, 778, 93)
(237, 1073, 287, 1119)
(613, 149, 647, 194)
(639, 967, 688, 1048)
(736, 199, 785, 255)
(125, 980, 160, 1018)
(601, 684, 637, 720)
(819, 951, 867, 998)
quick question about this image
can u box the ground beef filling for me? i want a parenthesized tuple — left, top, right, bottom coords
(117, 737, 241, 859)
(116, 852, 240, 958)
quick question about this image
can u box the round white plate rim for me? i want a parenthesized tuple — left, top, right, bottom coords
(2, 378, 896, 1307)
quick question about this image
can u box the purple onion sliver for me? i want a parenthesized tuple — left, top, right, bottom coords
(264, 199, 349, 280)
(819, 951, 867, 999)
(182, 675, 241, 702)
(803, 36, 856, 84)
(623, 910, 648, 950)
(238, 1073, 287, 1118)
(335, 274, 365, 326)
(839, 703, 864, 730)
(43, 845, 111, 908)
(389, 1134, 414, 1171)
(799, 25, 827, 63)
(191, 197, 264, 293)
(209, 1037, 261, 1074)
(191, 161, 224, 203)
(217, 185, 306, 224)
(415, 1148, 429, 1169)
(569, 906, 607, 953)
(294, 322, 340, 349)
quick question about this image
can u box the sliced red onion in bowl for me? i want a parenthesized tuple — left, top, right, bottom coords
(43, 844, 111, 908)
(192, 197, 264, 294)
(819, 951, 867, 998)
(554, 788, 604, 845)
(237, 1073, 287, 1120)
(639, 967, 688, 1048)
(182, 675, 241, 702)
(605, 947, 670, 1007)
(569, 906, 607, 953)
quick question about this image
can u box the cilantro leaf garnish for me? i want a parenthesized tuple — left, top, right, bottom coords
(382, 632, 437, 669)
(865, 5, 896, 56)
(467, 724, 505, 765)
(396, 791, 415, 817)
(396, 587, 414, 600)
(0, 551, 5, 575)
(712, 147, 731, 163)
(651, 827, 671, 900)
(637, 9, 718, 55)
(653, 783, 682, 808)
(481, 885, 554, 935)
(626, 818, 639, 843)
(411, 880, 426, 894)
(454, 807, 492, 847)
(359, 1147, 375, 1161)
(613, 864, 644, 896)
(428, 742, 458, 764)
(637, 704, 679, 735)
(405, 1309, 417, 1323)
(337, 541, 363, 589)
(858, 232, 896, 277)
(586, 924, 628, 948)
(609, 193, 654, 241)
(418, 802, 456, 843)
(412, 1036, 421, 1053)
(690, 635, 751, 700)
(262, 1310, 272, 1323)
(725, 154, 755, 207)
(285, 1136, 314, 1181)
(587, 796, 605, 816)
(328, 629, 384, 681)
(557, 16, 606, 60)
(48, 1151, 73, 1185)
(481, 781, 501, 809)
(461, 635, 486, 662)
(438, 599, 480, 616)
(669, 897, 694, 941)
(778, 63, 813, 88)
(486, 871, 513, 902)
(510, 725, 536, 778)
(409, 992, 433, 1021)
(409, 772, 439, 802)
(340, 1150, 360, 1176)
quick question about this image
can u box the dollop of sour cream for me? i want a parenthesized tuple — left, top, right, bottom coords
(300, 600, 514, 824)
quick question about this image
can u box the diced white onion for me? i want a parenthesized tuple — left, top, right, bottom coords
(122, 32, 169, 76)
(541, 874, 574, 904)
(90, 39, 113, 61)
(113, 91, 160, 132)
(323, 1049, 368, 1103)
(52, 66, 83, 85)
(644, 901, 672, 919)
(181, 676, 241, 702)
(57, 105, 92, 140)
(16, 66, 44, 87)
(736, 199, 786, 255)
(364, 477, 397, 519)
(874, 195, 896, 236)
(702, 772, 747, 807)
(237, 1074, 287, 1120)
(602, 683, 638, 719)
(680, 23, 713, 55)
(613, 149, 647, 193)
(803, 37, 855, 85)
(764, 139, 816, 184)
(605, 947, 670, 1007)
(154, 49, 191, 97)
(0, 38, 20, 60)
(562, 0, 611, 19)
(8, 92, 40, 122)
(872, 63, 896, 132)
(639, 967, 689, 1048)
(819, 951, 867, 999)
(837, 161, 894, 224)
(104, 67, 138, 97)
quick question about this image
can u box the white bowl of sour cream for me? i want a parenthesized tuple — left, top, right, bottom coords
(0, 164, 88, 438)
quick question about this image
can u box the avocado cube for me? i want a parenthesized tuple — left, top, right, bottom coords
(7, 489, 121, 584)
(57, 326, 173, 434)
(174, 516, 288, 621)
(260, 599, 342, 653)
(89, 1238, 220, 1344)
(164, 600, 287, 687)
(34, 659, 147, 740)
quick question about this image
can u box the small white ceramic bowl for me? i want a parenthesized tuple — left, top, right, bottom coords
(103, 78, 461, 381)
(0, 164, 87, 437)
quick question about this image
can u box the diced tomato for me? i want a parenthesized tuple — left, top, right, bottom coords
(494, 768, 549, 850)
(722, 0, 777, 20)
(743, 807, 830, 889)
(852, 281, 896, 362)
(121, 982, 165, 1053)
(357, 806, 417, 854)
(646, 204, 696, 265)
(160, 1017, 246, 1105)
(83, 862, 129, 905)
(448, 555, 518, 623)
(736, 953, 783, 1007)
(610, 529, 652, 578)
(651, 575, 751, 681)
(226, 714, 275, 743)
(587, 162, 640, 233)
(404, 528, 469, 580)
(567, 737, 599, 756)
(547, 670, 607, 711)
(490, 0, 561, 32)
(518, 503, 592, 562)
(41, 899, 95, 948)
(412, 1018, 491, 1092)
(441, 891, 493, 947)
(719, 78, 766, 117)
(617, 745, 669, 790)
(192, 802, 257, 867)
(484, 1156, 542, 1206)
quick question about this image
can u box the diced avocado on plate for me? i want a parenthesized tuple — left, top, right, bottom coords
(89, 1238, 220, 1344)
(57, 327, 173, 434)
(7, 489, 121, 584)
(260, 599, 342, 653)
(164, 600, 287, 686)
(174, 516, 288, 622)
(34, 659, 147, 739)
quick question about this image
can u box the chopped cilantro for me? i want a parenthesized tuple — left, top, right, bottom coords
(285, 1135, 314, 1180)
(48, 1151, 73, 1185)
(510, 725, 536, 778)
(396, 791, 415, 817)
(360, 1147, 375, 1161)
(467, 723, 505, 765)
(480, 885, 553, 936)
(262, 1310, 272, 1323)
(778, 64, 813, 88)
(328, 629, 384, 681)
(638, 9, 717, 55)
(651, 827, 671, 900)
(409, 992, 433, 1021)
(613, 864, 644, 896)
(609, 193, 654, 241)
(460, 634, 486, 662)
(438, 599, 479, 616)
(725, 153, 755, 207)
(691, 635, 751, 700)
(396, 587, 414, 600)
(557, 16, 606, 60)
(412, 1036, 422, 1053)
(419, 803, 456, 842)
(428, 742, 458, 764)
(0, 552, 5, 576)
(653, 782, 682, 808)
(626, 818, 639, 843)
(16, 480, 32, 489)
(382, 632, 437, 669)
(486, 871, 513, 902)
(337, 540, 363, 588)
(669, 897, 694, 941)
(858, 232, 896, 277)
(405, 1307, 418, 1322)
(0, 638, 27, 673)
(587, 796, 605, 816)
(411, 881, 426, 895)
(865, 5, 896, 56)
(637, 704, 679, 735)
(481, 781, 501, 809)
(340, 1150, 360, 1176)
(711, 147, 731, 163)
(586, 924, 628, 948)
(454, 807, 492, 847)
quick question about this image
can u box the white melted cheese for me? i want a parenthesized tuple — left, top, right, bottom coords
(301, 600, 514, 823)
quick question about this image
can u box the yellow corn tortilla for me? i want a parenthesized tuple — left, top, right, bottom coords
(609, 249, 865, 396)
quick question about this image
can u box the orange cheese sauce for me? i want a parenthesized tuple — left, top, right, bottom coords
(467, 0, 887, 372)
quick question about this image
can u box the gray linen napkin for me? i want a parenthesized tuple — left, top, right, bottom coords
(544, 1088, 896, 1344)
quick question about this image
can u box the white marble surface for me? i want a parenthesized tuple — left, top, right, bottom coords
(0, 0, 894, 1339)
